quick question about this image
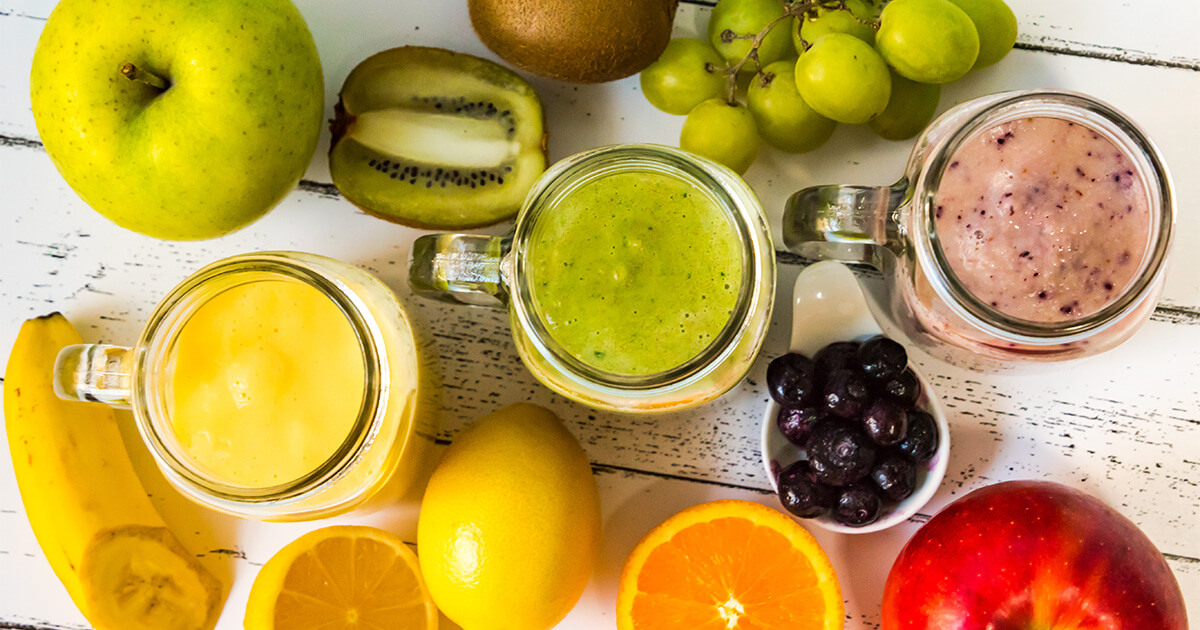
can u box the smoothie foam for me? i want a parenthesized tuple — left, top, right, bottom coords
(169, 280, 366, 487)
(526, 170, 743, 376)
(933, 116, 1151, 323)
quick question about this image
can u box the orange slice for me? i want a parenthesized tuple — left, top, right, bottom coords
(617, 499, 844, 630)
(244, 525, 437, 630)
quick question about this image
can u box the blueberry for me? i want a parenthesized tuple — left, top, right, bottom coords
(861, 398, 908, 446)
(857, 335, 909, 381)
(833, 482, 882, 527)
(898, 409, 940, 463)
(805, 419, 877, 486)
(813, 341, 861, 378)
(776, 405, 823, 447)
(870, 451, 918, 502)
(766, 353, 817, 406)
(777, 460, 836, 518)
(879, 368, 921, 407)
(821, 368, 871, 418)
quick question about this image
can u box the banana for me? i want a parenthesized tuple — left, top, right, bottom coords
(4, 313, 223, 630)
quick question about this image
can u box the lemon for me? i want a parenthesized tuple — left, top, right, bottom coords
(417, 403, 602, 630)
(244, 525, 437, 630)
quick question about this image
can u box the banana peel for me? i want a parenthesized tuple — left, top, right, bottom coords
(4, 313, 223, 630)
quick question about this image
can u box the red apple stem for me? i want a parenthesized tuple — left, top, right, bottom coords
(120, 63, 169, 92)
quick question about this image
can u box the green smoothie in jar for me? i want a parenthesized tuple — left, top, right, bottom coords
(526, 170, 744, 376)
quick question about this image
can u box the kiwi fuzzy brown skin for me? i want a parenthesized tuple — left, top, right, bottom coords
(468, 0, 679, 84)
(328, 46, 548, 230)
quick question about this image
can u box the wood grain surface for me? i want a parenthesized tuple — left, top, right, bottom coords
(1, 0, 1198, 628)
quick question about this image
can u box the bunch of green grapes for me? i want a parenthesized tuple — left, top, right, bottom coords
(639, 0, 1018, 174)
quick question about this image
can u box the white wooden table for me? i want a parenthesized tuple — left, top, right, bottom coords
(2, 1, 1198, 628)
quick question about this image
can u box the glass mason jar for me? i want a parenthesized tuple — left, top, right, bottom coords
(409, 144, 776, 412)
(53, 251, 429, 521)
(783, 90, 1174, 366)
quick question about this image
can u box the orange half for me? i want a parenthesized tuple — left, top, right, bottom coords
(617, 500, 844, 630)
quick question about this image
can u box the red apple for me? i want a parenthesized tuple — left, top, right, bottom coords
(882, 480, 1187, 629)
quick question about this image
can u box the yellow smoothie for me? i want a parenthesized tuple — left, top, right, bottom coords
(168, 279, 366, 488)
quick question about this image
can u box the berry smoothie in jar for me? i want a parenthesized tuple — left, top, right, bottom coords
(783, 91, 1174, 366)
(906, 93, 1174, 363)
(932, 117, 1151, 324)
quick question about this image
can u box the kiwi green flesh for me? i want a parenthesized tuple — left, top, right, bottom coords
(349, 110, 520, 168)
(330, 46, 547, 229)
(330, 131, 544, 229)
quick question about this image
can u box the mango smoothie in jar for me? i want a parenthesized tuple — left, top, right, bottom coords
(54, 252, 428, 521)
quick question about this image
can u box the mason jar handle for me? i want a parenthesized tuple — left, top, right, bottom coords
(408, 233, 512, 308)
(54, 344, 134, 409)
(782, 178, 910, 266)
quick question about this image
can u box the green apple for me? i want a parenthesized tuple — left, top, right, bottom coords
(30, 0, 324, 240)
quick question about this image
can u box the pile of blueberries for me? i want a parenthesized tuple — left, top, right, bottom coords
(769, 336, 939, 527)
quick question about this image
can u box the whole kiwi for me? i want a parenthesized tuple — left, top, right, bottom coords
(469, 0, 678, 84)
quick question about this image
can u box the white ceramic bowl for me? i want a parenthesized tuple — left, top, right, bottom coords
(760, 261, 950, 534)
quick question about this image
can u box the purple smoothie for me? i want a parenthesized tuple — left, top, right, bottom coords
(932, 116, 1151, 323)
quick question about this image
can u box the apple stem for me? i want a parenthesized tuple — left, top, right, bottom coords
(120, 63, 169, 92)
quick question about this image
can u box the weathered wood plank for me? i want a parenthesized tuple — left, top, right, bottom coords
(1, 450, 1196, 629)
(4, 52, 1199, 308)
(679, 0, 1200, 67)
(5, 0, 1199, 63)
(1, 0, 1198, 628)
(2, 153, 1198, 622)
(2, 0, 1199, 144)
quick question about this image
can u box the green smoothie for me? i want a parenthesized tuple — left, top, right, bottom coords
(526, 170, 743, 376)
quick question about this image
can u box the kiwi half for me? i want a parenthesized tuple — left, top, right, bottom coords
(329, 47, 547, 229)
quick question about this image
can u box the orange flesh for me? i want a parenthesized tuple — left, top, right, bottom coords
(627, 514, 838, 629)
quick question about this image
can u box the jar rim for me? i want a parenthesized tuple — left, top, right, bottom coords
(509, 143, 773, 393)
(132, 252, 383, 504)
(914, 90, 1175, 343)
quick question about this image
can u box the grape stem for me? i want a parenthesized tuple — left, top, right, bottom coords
(719, 0, 879, 104)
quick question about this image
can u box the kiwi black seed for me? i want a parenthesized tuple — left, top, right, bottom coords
(329, 46, 547, 229)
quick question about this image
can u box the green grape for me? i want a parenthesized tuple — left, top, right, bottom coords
(640, 39, 729, 115)
(868, 72, 940, 140)
(876, 0, 979, 84)
(791, 17, 805, 54)
(794, 33, 891, 124)
(946, 0, 1017, 69)
(747, 61, 836, 153)
(793, 0, 878, 53)
(680, 98, 761, 175)
(708, 0, 794, 69)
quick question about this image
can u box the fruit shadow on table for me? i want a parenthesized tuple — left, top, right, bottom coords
(600, 469, 921, 622)
(112, 409, 241, 601)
